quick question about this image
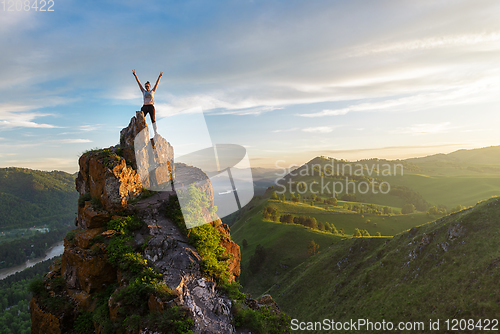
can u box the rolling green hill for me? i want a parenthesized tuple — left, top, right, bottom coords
(0, 167, 78, 230)
(232, 194, 500, 333)
(275, 154, 500, 212)
(407, 145, 500, 166)
(0, 168, 76, 269)
(231, 194, 433, 298)
(381, 174, 500, 208)
(263, 197, 500, 331)
(402, 145, 500, 176)
(263, 199, 433, 236)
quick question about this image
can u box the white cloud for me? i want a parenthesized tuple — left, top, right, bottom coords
(302, 126, 335, 133)
(391, 122, 457, 135)
(0, 96, 76, 128)
(79, 125, 101, 132)
(272, 128, 299, 133)
(298, 73, 500, 118)
(47, 139, 93, 144)
(2, 0, 500, 173)
(302, 109, 350, 117)
(349, 32, 500, 58)
(0, 119, 61, 129)
(210, 106, 281, 116)
(0, 9, 38, 35)
(4, 1, 500, 123)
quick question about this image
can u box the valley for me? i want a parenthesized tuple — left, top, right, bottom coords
(230, 148, 500, 328)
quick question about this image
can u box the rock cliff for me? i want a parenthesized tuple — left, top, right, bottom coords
(30, 112, 253, 334)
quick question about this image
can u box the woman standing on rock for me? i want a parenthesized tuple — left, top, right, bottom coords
(133, 70, 162, 135)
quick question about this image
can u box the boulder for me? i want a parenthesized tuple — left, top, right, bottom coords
(259, 294, 282, 314)
(75, 152, 142, 212)
(77, 202, 110, 229)
(61, 244, 116, 293)
(119, 110, 148, 168)
(74, 227, 104, 249)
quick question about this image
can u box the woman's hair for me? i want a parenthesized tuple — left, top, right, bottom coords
(145, 81, 151, 86)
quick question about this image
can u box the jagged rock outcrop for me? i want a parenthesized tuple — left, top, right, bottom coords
(61, 239, 115, 294)
(120, 111, 174, 190)
(75, 151, 142, 213)
(119, 110, 148, 167)
(214, 222, 241, 278)
(133, 191, 236, 333)
(174, 163, 214, 207)
(31, 112, 243, 334)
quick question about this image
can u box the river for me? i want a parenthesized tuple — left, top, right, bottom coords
(0, 241, 65, 280)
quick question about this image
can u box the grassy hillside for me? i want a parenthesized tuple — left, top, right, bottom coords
(233, 212, 343, 296)
(234, 196, 500, 332)
(231, 195, 431, 298)
(230, 150, 500, 332)
(264, 199, 433, 236)
(407, 145, 500, 167)
(383, 174, 500, 208)
(0, 167, 78, 230)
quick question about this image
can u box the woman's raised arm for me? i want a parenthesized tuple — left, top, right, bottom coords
(153, 72, 163, 92)
(133, 69, 144, 92)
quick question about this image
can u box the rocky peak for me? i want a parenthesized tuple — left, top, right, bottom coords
(119, 110, 148, 168)
(30, 112, 247, 334)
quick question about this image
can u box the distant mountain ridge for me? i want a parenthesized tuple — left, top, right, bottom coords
(406, 145, 500, 165)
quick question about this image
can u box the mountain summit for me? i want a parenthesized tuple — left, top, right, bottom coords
(29, 112, 273, 333)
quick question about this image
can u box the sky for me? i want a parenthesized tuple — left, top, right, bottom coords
(1, 0, 500, 173)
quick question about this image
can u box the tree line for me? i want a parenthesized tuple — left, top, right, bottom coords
(270, 191, 397, 215)
(262, 206, 344, 235)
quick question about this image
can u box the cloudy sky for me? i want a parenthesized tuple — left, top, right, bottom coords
(1, 0, 500, 172)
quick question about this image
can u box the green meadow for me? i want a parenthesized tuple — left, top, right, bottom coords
(383, 173, 500, 208)
(232, 210, 344, 297)
(263, 199, 434, 236)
